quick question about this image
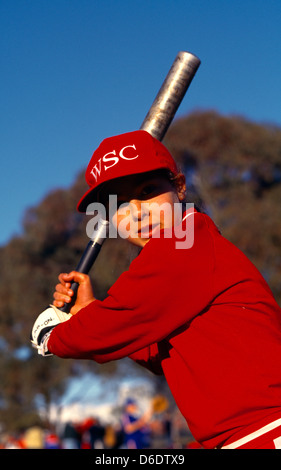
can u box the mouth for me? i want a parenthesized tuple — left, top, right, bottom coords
(137, 223, 160, 239)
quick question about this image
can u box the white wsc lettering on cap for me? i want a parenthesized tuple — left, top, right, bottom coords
(90, 145, 139, 182)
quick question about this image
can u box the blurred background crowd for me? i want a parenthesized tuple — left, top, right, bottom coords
(0, 395, 201, 450)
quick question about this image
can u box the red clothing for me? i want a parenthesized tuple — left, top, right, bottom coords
(48, 210, 281, 448)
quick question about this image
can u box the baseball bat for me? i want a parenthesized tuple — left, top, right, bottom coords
(60, 51, 201, 313)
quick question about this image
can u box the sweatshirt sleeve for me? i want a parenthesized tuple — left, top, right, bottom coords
(48, 213, 215, 362)
(128, 343, 164, 375)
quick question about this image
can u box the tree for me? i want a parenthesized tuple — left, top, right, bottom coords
(1, 110, 281, 432)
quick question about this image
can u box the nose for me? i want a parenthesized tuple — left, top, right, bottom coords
(130, 199, 149, 222)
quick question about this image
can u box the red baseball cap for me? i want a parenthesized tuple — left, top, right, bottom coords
(77, 130, 178, 212)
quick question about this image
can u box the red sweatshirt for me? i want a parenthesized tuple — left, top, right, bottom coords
(48, 210, 281, 448)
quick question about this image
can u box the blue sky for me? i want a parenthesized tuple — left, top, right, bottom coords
(1, 0, 281, 246)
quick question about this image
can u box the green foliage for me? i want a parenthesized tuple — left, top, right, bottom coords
(1, 110, 281, 432)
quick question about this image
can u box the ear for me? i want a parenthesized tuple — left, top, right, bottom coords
(175, 173, 187, 201)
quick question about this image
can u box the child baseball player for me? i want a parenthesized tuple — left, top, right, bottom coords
(31, 130, 281, 449)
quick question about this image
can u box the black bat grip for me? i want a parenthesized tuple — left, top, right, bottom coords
(59, 219, 109, 313)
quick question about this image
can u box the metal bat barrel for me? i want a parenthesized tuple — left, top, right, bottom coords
(60, 51, 200, 313)
(140, 51, 201, 141)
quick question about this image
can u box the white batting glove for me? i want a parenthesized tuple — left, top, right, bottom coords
(30, 305, 71, 356)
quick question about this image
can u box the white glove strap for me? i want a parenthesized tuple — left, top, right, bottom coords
(37, 330, 53, 357)
(31, 305, 71, 356)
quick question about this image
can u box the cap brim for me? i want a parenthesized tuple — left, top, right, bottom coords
(77, 186, 100, 213)
(77, 164, 178, 213)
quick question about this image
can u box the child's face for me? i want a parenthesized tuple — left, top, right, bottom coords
(98, 171, 186, 248)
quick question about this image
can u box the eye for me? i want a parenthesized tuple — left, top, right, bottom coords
(140, 184, 156, 198)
